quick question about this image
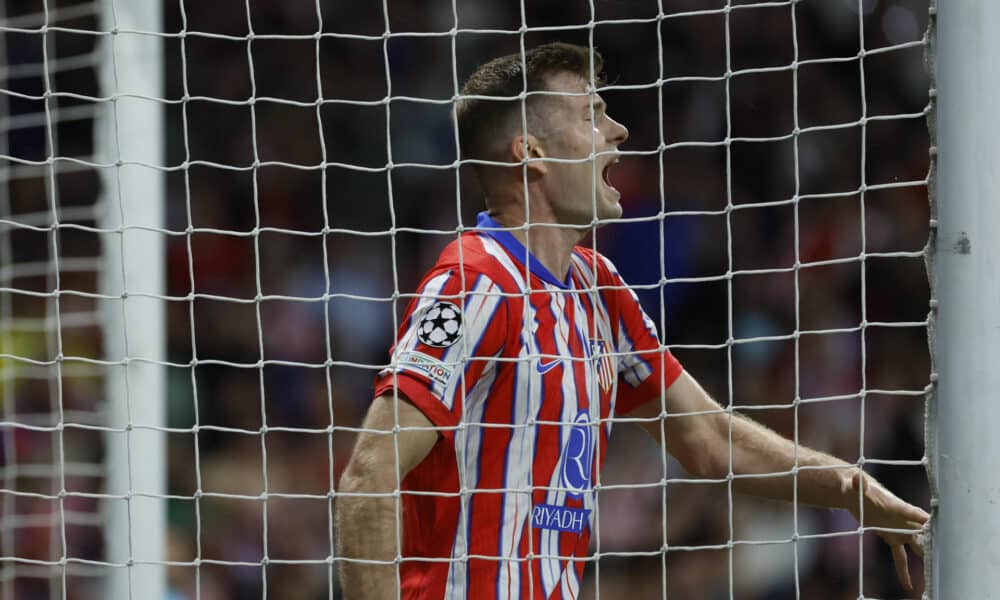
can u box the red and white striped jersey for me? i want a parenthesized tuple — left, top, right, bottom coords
(372, 212, 683, 599)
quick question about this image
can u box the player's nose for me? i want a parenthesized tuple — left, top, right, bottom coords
(606, 115, 628, 147)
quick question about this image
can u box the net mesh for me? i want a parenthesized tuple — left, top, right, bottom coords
(0, 1, 109, 598)
(0, 0, 933, 598)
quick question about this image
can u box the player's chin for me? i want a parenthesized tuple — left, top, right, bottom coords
(597, 189, 623, 221)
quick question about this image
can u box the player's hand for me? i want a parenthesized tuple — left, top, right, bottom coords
(848, 471, 929, 592)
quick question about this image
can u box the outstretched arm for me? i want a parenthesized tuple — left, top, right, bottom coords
(336, 393, 438, 600)
(628, 370, 929, 590)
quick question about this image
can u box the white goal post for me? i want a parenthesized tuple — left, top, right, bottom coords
(96, 0, 166, 598)
(929, 0, 1000, 597)
(0, 0, 164, 598)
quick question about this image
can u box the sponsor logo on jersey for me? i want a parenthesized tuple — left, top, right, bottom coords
(536, 358, 561, 374)
(560, 411, 594, 497)
(533, 411, 596, 533)
(531, 503, 591, 533)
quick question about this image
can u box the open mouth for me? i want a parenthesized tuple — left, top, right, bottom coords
(602, 158, 619, 189)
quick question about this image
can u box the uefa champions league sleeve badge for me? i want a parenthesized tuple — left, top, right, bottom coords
(416, 301, 464, 348)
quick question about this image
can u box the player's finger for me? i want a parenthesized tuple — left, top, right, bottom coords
(900, 503, 930, 523)
(903, 520, 926, 532)
(891, 544, 912, 591)
(908, 534, 925, 558)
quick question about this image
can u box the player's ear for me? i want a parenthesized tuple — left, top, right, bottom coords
(510, 134, 547, 177)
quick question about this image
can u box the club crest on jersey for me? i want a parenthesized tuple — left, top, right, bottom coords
(589, 338, 615, 394)
(416, 301, 463, 347)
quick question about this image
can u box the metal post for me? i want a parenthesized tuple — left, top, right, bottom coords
(97, 0, 165, 597)
(930, 0, 1000, 597)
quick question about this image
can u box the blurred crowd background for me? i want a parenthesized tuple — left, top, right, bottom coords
(1, 0, 932, 598)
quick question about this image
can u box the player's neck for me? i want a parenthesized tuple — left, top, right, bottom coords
(488, 209, 585, 284)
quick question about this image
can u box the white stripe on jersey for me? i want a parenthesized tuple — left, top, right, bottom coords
(496, 352, 530, 600)
(478, 235, 540, 600)
(560, 558, 580, 600)
(442, 273, 506, 596)
(567, 290, 603, 528)
(571, 252, 625, 436)
(568, 251, 596, 289)
(569, 251, 616, 357)
(479, 236, 528, 291)
(445, 438, 468, 597)
(539, 288, 575, 598)
(437, 275, 503, 411)
(502, 300, 547, 598)
(557, 289, 601, 598)
(395, 270, 454, 355)
(444, 360, 497, 599)
(567, 253, 618, 576)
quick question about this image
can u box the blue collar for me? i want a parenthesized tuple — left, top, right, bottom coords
(475, 212, 573, 289)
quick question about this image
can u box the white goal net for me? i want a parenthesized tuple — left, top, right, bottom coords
(0, 1, 111, 597)
(0, 0, 933, 598)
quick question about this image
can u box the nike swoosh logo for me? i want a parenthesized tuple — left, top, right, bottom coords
(536, 359, 561, 374)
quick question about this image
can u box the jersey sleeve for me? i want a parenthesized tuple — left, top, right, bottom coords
(373, 267, 507, 442)
(599, 256, 684, 415)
